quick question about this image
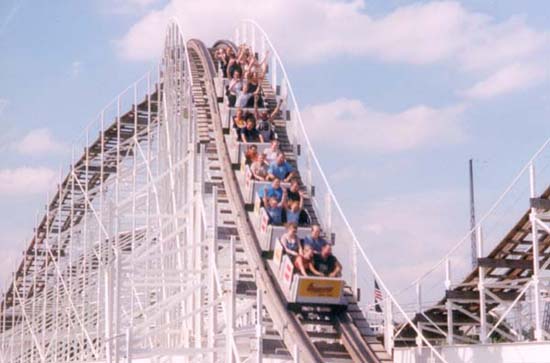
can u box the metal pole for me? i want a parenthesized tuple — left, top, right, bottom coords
(30, 237, 37, 363)
(82, 127, 90, 361)
(477, 225, 487, 343)
(293, 344, 300, 363)
(415, 282, 422, 347)
(97, 111, 105, 358)
(445, 258, 454, 345)
(226, 236, 236, 363)
(529, 163, 543, 341)
(384, 294, 394, 352)
(208, 187, 218, 363)
(52, 184, 60, 363)
(126, 328, 132, 363)
(446, 300, 454, 345)
(469, 159, 477, 269)
(256, 286, 263, 363)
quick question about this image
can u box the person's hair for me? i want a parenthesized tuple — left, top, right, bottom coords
(311, 224, 321, 231)
(303, 245, 313, 253)
(276, 151, 285, 157)
(286, 222, 297, 230)
(273, 177, 281, 182)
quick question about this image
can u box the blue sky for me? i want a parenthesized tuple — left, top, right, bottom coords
(1, 0, 550, 305)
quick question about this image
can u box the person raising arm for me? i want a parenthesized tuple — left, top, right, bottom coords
(262, 187, 287, 225)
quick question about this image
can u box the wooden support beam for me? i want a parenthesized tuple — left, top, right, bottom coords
(477, 257, 533, 270)
(530, 197, 550, 210)
(416, 311, 477, 325)
(446, 289, 522, 302)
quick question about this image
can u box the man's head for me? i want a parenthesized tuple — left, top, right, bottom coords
(268, 197, 278, 209)
(236, 108, 243, 118)
(311, 224, 321, 239)
(233, 70, 241, 79)
(270, 139, 279, 150)
(248, 145, 257, 153)
(286, 222, 297, 234)
(245, 112, 255, 122)
(272, 177, 281, 189)
(320, 243, 332, 258)
(290, 179, 299, 192)
(246, 119, 255, 130)
(260, 111, 269, 120)
(258, 153, 266, 162)
(276, 152, 285, 165)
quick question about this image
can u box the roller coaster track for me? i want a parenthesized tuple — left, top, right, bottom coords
(397, 184, 550, 345)
(188, 36, 392, 362)
(0, 20, 449, 363)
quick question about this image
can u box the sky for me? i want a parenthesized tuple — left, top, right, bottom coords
(1, 0, 550, 308)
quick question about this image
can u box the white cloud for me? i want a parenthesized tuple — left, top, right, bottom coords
(354, 189, 470, 300)
(102, 0, 161, 15)
(0, 0, 23, 36)
(71, 61, 82, 78)
(0, 167, 57, 196)
(114, 1, 550, 100)
(115, 0, 549, 72)
(458, 17, 548, 72)
(463, 63, 547, 99)
(0, 99, 7, 115)
(12, 128, 68, 156)
(302, 98, 465, 153)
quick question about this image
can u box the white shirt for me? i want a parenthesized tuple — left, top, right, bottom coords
(263, 148, 279, 164)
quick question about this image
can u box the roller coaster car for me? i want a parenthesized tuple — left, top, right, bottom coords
(222, 105, 272, 135)
(271, 238, 347, 309)
(231, 139, 271, 166)
(253, 193, 309, 251)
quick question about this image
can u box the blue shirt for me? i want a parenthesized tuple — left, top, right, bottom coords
(281, 234, 300, 252)
(303, 236, 327, 253)
(259, 186, 283, 201)
(266, 206, 283, 225)
(268, 161, 294, 180)
(285, 209, 300, 224)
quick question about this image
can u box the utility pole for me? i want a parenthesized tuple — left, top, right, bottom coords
(469, 159, 477, 269)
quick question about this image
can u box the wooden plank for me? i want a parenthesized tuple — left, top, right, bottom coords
(477, 257, 533, 270)
(446, 289, 522, 302)
(530, 197, 550, 210)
